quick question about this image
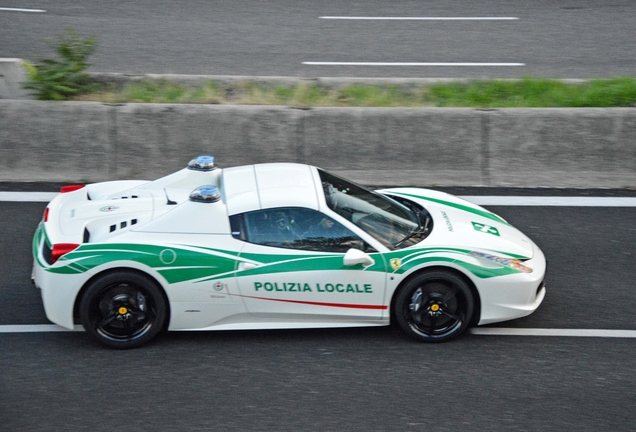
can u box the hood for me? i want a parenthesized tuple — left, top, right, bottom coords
(382, 188, 535, 259)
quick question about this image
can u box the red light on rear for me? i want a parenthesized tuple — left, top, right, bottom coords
(51, 243, 80, 263)
(43, 207, 50, 222)
(60, 185, 85, 193)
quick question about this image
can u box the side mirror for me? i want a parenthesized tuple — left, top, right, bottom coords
(343, 248, 375, 268)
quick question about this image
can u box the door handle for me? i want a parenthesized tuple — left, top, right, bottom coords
(238, 262, 257, 271)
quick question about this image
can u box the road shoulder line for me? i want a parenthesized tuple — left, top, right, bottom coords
(2, 324, 636, 338)
(3, 192, 636, 206)
(471, 328, 636, 338)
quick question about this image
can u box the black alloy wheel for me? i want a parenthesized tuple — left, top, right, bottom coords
(79, 271, 167, 349)
(395, 270, 474, 342)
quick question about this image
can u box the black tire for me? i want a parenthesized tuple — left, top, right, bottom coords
(394, 270, 474, 343)
(79, 271, 168, 349)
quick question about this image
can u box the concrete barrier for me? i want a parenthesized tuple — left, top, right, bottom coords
(0, 59, 30, 100)
(0, 100, 634, 187)
(488, 109, 636, 187)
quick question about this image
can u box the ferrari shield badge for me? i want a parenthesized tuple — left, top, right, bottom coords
(390, 258, 402, 271)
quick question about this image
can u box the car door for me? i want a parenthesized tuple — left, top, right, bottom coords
(230, 207, 388, 321)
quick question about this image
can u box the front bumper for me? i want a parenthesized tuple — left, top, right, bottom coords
(475, 244, 547, 325)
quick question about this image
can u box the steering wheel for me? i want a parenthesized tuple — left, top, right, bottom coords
(275, 213, 292, 231)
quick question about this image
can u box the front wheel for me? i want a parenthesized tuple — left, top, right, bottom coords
(79, 271, 168, 349)
(394, 270, 474, 343)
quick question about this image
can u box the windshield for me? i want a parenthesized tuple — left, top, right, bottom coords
(318, 170, 419, 249)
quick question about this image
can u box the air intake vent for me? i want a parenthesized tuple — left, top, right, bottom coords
(109, 219, 139, 234)
(42, 242, 53, 265)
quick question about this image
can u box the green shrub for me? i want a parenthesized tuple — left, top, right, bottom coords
(22, 29, 97, 100)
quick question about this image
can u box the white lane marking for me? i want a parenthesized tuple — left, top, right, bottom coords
(0, 192, 58, 202)
(0, 324, 83, 333)
(1, 325, 636, 338)
(0, 7, 46, 12)
(3, 192, 636, 207)
(460, 196, 636, 207)
(303, 62, 525, 67)
(320, 16, 519, 20)
(471, 328, 636, 338)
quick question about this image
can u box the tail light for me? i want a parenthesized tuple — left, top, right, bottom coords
(43, 207, 50, 222)
(51, 243, 80, 263)
(60, 185, 84, 193)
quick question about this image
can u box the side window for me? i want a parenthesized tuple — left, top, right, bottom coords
(230, 207, 374, 253)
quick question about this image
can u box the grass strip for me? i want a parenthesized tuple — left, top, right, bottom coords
(75, 77, 636, 108)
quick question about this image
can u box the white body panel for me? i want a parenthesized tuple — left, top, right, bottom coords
(32, 161, 546, 335)
(235, 242, 388, 320)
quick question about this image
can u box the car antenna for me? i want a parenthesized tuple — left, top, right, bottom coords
(163, 188, 177, 205)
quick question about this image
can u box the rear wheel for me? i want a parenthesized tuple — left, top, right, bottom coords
(394, 270, 474, 342)
(79, 271, 167, 349)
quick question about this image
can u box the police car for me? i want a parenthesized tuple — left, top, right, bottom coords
(32, 156, 546, 349)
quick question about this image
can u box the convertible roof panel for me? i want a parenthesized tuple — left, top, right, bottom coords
(223, 163, 319, 215)
(222, 165, 260, 215)
(255, 164, 319, 211)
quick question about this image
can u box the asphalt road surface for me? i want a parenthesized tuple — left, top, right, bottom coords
(1, 186, 635, 431)
(1, 0, 635, 78)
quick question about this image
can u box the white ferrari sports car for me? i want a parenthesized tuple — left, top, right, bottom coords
(32, 156, 546, 348)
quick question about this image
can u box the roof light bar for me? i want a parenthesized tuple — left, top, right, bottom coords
(189, 186, 221, 203)
(188, 155, 216, 172)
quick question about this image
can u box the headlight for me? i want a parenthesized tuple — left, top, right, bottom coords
(469, 251, 533, 273)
